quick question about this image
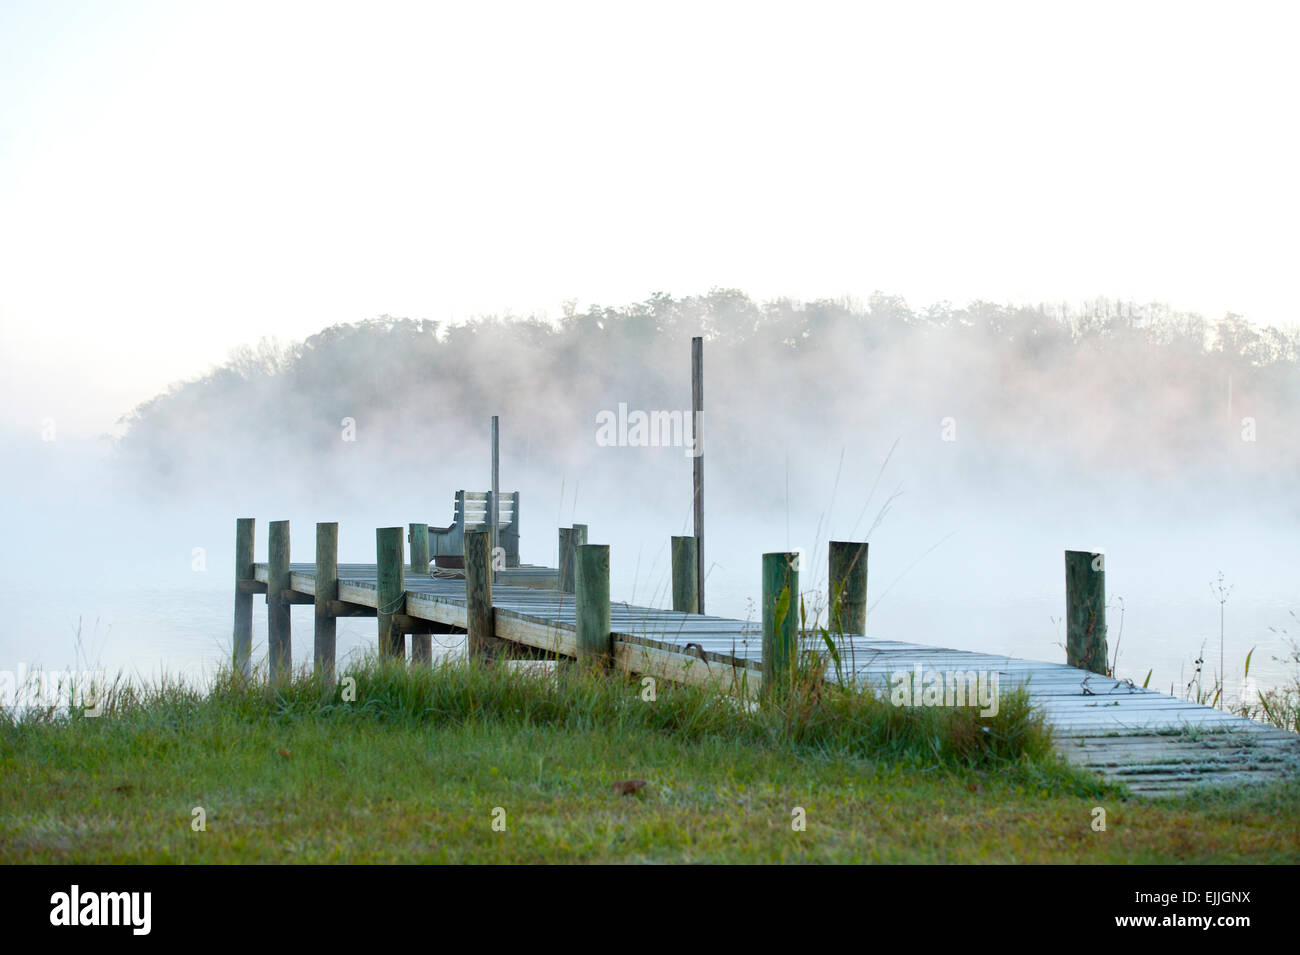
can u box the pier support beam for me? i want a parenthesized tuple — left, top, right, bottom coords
(671, 535, 699, 613)
(409, 523, 430, 575)
(762, 552, 799, 700)
(575, 543, 611, 669)
(233, 518, 255, 678)
(1065, 550, 1108, 674)
(828, 541, 868, 636)
(267, 520, 292, 681)
(315, 522, 338, 683)
(465, 529, 505, 661)
(376, 527, 406, 658)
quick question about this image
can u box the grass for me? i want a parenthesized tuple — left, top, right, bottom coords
(1, 656, 1298, 863)
(1234, 635, 1300, 733)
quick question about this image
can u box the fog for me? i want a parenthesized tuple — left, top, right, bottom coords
(2, 292, 1296, 704)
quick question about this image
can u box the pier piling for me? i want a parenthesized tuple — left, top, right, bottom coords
(267, 520, 292, 681)
(558, 525, 588, 594)
(409, 523, 430, 575)
(671, 535, 699, 613)
(762, 552, 799, 699)
(315, 522, 339, 682)
(465, 529, 501, 660)
(575, 543, 611, 669)
(377, 527, 406, 658)
(1065, 550, 1108, 674)
(233, 517, 255, 678)
(828, 541, 868, 636)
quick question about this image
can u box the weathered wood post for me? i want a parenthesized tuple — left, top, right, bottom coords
(409, 522, 430, 574)
(692, 335, 705, 613)
(575, 543, 611, 669)
(558, 525, 588, 593)
(465, 529, 501, 661)
(233, 517, 255, 678)
(315, 522, 339, 683)
(406, 524, 433, 667)
(267, 520, 292, 681)
(376, 527, 406, 658)
(671, 535, 699, 613)
(558, 527, 573, 592)
(1065, 550, 1108, 674)
(828, 541, 868, 636)
(490, 415, 500, 581)
(411, 627, 432, 667)
(762, 552, 799, 699)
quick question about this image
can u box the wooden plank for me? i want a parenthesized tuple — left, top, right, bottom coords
(614, 640, 760, 698)
(325, 600, 375, 618)
(494, 607, 577, 657)
(339, 579, 378, 607)
(392, 613, 464, 635)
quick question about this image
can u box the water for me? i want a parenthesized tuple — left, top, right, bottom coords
(2, 436, 1295, 710)
(2, 566, 1293, 711)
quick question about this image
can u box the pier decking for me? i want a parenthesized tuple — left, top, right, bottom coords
(248, 561, 1300, 797)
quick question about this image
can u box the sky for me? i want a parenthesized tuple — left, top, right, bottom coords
(2, 0, 1298, 437)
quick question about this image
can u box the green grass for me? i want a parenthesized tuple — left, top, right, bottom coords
(1, 658, 1297, 863)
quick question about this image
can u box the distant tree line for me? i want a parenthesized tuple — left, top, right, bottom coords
(114, 290, 1300, 505)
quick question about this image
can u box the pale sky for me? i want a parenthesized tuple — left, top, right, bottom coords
(2, 0, 1297, 436)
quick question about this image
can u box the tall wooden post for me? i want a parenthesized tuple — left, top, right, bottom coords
(465, 529, 502, 660)
(315, 522, 339, 683)
(671, 535, 699, 613)
(828, 540, 868, 636)
(762, 552, 799, 699)
(233, 518, 255, 678)
(409, 522, 430, 574)
(1065, 550, 1108, 674)
(491, 416, 500, 581)
(377, 527, 406, 658)
(692, 336, 705, 613)
(575, 543, 611, 669)
(267, 520, 291, 681)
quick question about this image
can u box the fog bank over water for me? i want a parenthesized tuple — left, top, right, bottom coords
(3, 292, 1297, 700)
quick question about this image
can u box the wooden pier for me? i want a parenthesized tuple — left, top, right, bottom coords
(234, 519, 1300, 798)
